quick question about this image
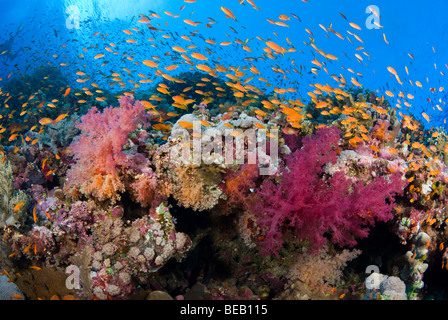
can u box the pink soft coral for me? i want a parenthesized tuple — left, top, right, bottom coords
(252, 126, 407, 256)
(64, 96, 150, 202)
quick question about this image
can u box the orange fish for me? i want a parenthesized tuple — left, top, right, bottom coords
(196, 64, 212, 73)
(39, 118, 54, 126)
(351, 77, 362, 87)
(13, 202, 25, 212)
(55, 114, 69, 122)
(152, 124, 170, 131)
(266, 41, 285, 54)
(33, 205, 37, 223)
(24, 243, 32, 253)
(45, 169, 57, 177)
(349, 22, 361, 30)
(157, 87, 170, 95)
(191, 52, 208, 61)
(3, 269, 11, 278)
(348, 137, 363, 148)
(221, 6, 236, 20)
(387, 66, 397, 75)
(178, 121, 194, 129)
(184, 19, 200, 26)
(143, 60, 158, 68)
(8, 133, 18, 142)
(200, 120, 211, 127)
(172, 46, 187, 53)
(165, 65, 179, 71)
(275, 21, 289, 27)
(44, 211, 52, 221)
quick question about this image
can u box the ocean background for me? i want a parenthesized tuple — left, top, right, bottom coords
(0, 0, 447, 129)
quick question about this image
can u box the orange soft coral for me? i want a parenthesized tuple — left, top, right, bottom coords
(223, 163, 259, 208)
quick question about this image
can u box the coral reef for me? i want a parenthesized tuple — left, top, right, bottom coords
(1, 87, 448, 301)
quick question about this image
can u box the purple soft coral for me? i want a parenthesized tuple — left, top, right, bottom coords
(252, 126, 407, 255)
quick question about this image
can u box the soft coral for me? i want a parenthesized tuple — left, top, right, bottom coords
(252, 126, 407, 255)
(64, 96, 150, 202)
(223, 163, 259, 208)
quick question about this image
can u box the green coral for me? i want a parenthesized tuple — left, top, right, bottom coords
(155, 203, 175, 239)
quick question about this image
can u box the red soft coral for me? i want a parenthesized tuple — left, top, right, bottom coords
(64, 96, 150, 202)
(252, 126, 407, 256)
(223, 163, 259, 208)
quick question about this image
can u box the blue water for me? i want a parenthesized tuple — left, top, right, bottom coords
(0, 0, 447, 128)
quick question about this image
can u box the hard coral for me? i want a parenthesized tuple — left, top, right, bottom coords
(90, 204, 191, 299)
(251, 126, 407, 255)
